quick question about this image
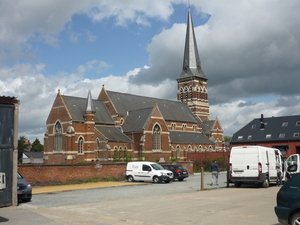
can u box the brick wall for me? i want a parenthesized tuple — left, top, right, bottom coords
(18, 161, 193, 186)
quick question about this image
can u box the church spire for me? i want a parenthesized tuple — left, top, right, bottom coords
(86, 90, 95, 113)
(179, 7, 206, 80)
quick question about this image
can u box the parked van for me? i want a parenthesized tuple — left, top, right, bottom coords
(229, 146, 285, 188)
(126, 161, 173, 183)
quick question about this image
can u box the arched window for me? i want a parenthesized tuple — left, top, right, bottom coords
(188, 145, 192, 153)
(176, 145, 180, 158)
(189, 86, 193, 99)
(153, 124, 161, 150)
(54, 121, 62, 152)
(97, 138, 100, 150)
(182, 124, 187, 131)
(171, 123, 176, 131)
(78, 137, 83, 153)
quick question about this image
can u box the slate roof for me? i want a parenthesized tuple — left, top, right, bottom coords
(122, 107, 153, 133)
(169, 131, 215, 145)
(62, 95, 115, 125)
(231, 115, 300, 144)
(201, 120, 215, 134)
(23, 152, 44, 159)
(95, 126, 133, 143)
(106, 91, 200, 124)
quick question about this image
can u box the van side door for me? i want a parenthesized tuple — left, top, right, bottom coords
(141, 164, 152, 181)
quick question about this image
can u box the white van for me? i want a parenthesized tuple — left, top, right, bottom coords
(229, 146, 285, 188)
(126, 161, 173, 183)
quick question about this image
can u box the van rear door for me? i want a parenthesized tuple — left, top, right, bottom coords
(231, 147, 259, 178)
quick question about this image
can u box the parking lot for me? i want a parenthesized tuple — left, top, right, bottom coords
(0, 174, 282, 225)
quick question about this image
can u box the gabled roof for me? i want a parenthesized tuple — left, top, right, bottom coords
(231, 115, 300, 143)
(23, 152, 44, 159)
(169, 131, 215, 145)
(106, 91, 200, 124)
(202, 120, 215, 134)
(122, 107, 153, 133)
(95, 126, 133, 143)
(62, 95, 115, 125)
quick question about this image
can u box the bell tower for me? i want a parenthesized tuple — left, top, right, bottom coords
(177, 7, 210, 122)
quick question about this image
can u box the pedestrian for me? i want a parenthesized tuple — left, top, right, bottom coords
(211, 160, 220, 186)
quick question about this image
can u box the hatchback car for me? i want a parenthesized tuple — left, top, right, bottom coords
(274, 165, 300, 225)
(17, 172, 32, 202)
(162, 165, 189, 181)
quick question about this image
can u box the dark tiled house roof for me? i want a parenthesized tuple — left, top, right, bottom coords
(231, 115, 300, 143)
(122, 108, 153, 133)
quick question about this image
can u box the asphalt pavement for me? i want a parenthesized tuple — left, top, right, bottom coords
(0, 173, 281, 225)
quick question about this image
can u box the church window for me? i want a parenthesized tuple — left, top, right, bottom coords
(193, 125, 197, 131)
(189, 86, 193, 99)
(171, 123, 176, 130)
(120, 119, 124, 125)
(176, 145, 180, 158)
(78, 137, 83, 153)
(153, 124, 161, 150)
(97, 138, 100, 150)
(182, 124, 187, 131)
(188, 145, 192, 153)
(54, 121, 62, 152)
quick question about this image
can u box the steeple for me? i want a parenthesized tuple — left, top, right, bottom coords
(179, 7, 206, 80)
(177, 7, 210, 122)
(86, 90, 95, 113)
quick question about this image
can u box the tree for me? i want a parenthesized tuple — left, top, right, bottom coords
(224, 136, 232, 142)
(31, 138, 44, 152)
(17, 136, 30, 163)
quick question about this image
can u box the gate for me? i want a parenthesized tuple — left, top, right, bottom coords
(0, 103, 16, 207)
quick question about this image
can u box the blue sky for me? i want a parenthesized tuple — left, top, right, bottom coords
(1, 0, 300, 143)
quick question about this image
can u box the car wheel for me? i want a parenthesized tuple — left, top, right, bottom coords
(261, 178, 269, 188)
(290, 212, 300, 225)
(234, 182, 241, 188)
(153, 176, 160, 183)
(178, 178, 184, 181)
(127, 175, 134, 182)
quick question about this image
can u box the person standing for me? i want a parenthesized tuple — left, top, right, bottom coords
(211, 160, 220, 186)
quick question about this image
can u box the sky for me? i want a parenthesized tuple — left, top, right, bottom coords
(1, 0, 300, 143)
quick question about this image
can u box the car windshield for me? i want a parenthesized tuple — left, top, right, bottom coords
(151, 164, 164, 170)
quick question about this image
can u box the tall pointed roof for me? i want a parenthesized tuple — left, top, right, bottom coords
(86, 90, 95, 113)
(178, 7, 207, 80)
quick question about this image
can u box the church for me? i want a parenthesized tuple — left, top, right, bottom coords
(43, 8, 225, 164)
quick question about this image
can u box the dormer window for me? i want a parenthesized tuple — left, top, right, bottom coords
(266, 134, 271, 139)
(237, 136, 243, 140)
(279, 133, 285, 138)
(293, 133, 300, 137)
(251, 124, 256, 129)
(248, 135, 252, 140)
(296, 121, 300, 126)
(282, 122, 288, 127)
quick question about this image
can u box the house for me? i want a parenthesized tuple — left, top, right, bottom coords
(230, 114, 300, 157)
(22, 152, 44, 164)
(43, 8, 225, 164)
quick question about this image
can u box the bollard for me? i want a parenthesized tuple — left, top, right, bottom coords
(200, 167, 204, 190)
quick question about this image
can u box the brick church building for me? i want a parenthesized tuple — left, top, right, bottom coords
(43, 8, 225, 164)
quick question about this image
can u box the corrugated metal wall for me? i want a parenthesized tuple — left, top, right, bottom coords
(0, 104, 14, 207)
